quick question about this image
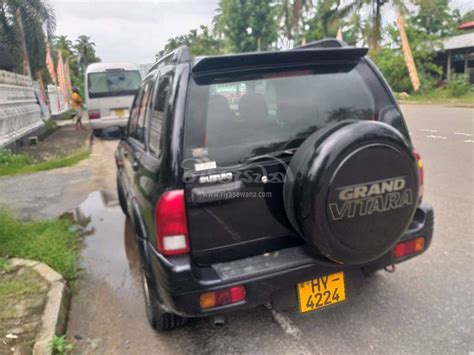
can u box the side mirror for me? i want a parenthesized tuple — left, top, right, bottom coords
(101, 125, 124, 140)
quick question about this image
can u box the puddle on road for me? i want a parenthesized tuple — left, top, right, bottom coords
(68, 191, 142, 296)
(65, 191, 172, 353)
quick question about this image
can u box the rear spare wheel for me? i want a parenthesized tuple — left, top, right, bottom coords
(283, 121, 419, 265)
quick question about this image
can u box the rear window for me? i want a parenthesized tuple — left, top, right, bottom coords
(184, 61, 395, 167)
(88, 70, 141, 98)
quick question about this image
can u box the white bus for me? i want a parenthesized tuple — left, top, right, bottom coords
(85, 62, 142, 135)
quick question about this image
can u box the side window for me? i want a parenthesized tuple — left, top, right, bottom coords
(149, 72, 173, 154)
(128, 87, 144, 137)
(130, 81, 152, 143)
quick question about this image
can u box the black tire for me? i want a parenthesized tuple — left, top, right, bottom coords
(284, 120, 419, 265)
(140, 268, 187, 331)
(93, 129, 102, 137)
(117, 175, 128, 216)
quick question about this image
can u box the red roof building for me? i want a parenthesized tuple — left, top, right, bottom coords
(458, 21, 474, 31)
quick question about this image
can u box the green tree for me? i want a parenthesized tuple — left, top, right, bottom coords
(74, 35, 101, 72)
(189, 26, 225, 56)
(0, 0, 56, 75)
(453, 9, 474, 34)
(305, 0, 356, 42)
(411, 0, 460, 37)
(354, 0, 439, 49)
(53, 35, 74, 58)
(276, 0, 313, 45)
(217, 0, 277, 52)
(158, 26, 225, 57)
(52, 34, 84, 92)
(370, 16, 444, 93)
(459, 10, 474, 24)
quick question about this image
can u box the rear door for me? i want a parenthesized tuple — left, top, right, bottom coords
(183, 62, 401, 265)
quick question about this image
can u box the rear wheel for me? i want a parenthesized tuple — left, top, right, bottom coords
(93, 129, 102, 137)
(140, 267, 187, 331)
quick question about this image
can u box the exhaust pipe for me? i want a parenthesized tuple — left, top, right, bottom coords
(384, 264, 396, 273)
(212, 315, 226, 327)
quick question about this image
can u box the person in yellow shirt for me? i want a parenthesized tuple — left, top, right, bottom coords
(72, 87, 84, 130)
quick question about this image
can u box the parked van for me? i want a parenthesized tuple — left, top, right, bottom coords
(85, 62, 142, 135)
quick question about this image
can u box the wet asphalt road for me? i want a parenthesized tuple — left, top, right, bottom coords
(65, 105, 473, 354)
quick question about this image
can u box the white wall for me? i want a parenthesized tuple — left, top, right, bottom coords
(0, 71, 43, 147)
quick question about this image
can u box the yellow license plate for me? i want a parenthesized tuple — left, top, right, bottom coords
(114, 109, 125, 117)
(297, 272, 346, 313)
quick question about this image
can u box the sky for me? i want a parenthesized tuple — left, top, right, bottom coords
(50, 0, 473, 65)
(51, 0, 220, 64)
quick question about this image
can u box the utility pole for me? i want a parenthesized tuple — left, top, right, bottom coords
(397, 15, 420, 91)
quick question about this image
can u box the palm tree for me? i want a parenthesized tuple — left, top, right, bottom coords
(277, 0, 295, 42)
(54, 35, 73, 52)
(304, 0, 357, 43)
(74, 35, 100, 71)
(277, 0, 313, 45)
(212, 1, 224, 39)
(357, 0, 433, 49)
(0, 0, 56, 74)
(52, 34, 74, 60)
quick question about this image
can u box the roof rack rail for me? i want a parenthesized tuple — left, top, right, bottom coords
(148, 46, 191, 73)
(295, 38, 347, 49)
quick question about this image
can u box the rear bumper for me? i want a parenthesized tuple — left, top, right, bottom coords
(89, 116, 128, 129)
(147, 202, 434, 317)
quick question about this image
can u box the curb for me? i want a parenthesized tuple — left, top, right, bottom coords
(398, 100, 474, 108)
(8, 258, 70, 355)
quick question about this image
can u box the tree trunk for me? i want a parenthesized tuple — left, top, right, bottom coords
(370, 0, 383, 50)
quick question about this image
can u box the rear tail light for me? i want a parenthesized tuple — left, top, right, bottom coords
(88, 110, 101, 120)
(154, 190, 190, 255)
(414, 150, 424, 199)
(199, 286, 246, 309)
(393, 237, 425, 258)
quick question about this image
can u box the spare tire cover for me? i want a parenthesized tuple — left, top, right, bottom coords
(283, 120, 419, 265)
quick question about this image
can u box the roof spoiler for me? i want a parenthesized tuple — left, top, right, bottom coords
(295, 38, 348, 49)
(192, 46, 368, 74)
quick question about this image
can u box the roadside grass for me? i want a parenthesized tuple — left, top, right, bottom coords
(50, 335, 74, 354)
(396, 89, 474, 106)
(0, 277, 40, 300)
(44, 119, 58, 134)
(0, 210, 81, 281)
(0, 148, 90, 177)
(0, 257, 8, 271)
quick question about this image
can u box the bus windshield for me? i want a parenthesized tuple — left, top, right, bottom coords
(88, 70, 141, 98)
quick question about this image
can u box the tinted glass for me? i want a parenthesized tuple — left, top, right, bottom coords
(149, 73, 173, 154)
(184, 61, 395, 167)
(127, 87, 144, 137)
(130, 81, 152, 143)
(88, 70, 141, 98)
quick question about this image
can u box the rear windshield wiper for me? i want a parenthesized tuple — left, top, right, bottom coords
(239, 148, 297, 165)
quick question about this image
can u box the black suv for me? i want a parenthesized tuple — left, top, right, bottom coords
(113, 40, 434, 330)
